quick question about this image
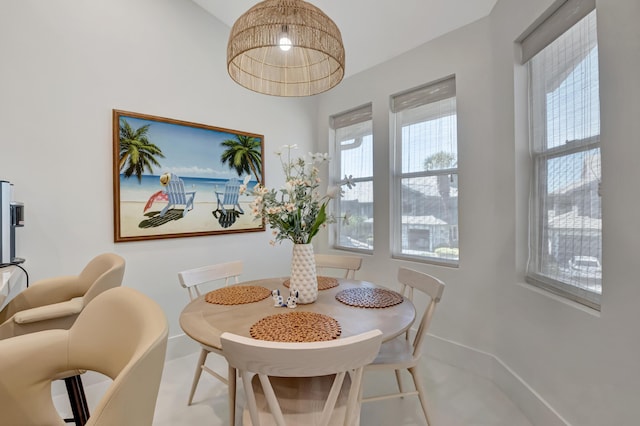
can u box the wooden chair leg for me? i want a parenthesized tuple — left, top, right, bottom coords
(188, 348, 209, 405)
(394, 369, 404, 395)
(63, 375, 89, 425)
(409, 366, 431, 426)
(228, 365, 236, 426)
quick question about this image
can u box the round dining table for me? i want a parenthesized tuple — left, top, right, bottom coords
(179, 277, 416, 424)
(179, 277, 416, 348)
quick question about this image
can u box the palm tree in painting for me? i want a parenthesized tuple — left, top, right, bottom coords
(119, 119, 165, 183)
(220, 135, 263, 183)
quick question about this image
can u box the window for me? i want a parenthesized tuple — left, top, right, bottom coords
(521, 0, 601, 309)
(330, 104, 373, 252)
(391, 76, 459, 264)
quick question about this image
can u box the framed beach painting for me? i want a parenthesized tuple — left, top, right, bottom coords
(112, 110, 265, 242)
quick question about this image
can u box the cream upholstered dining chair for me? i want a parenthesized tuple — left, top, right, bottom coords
(0, 253, 126, 424)
(178, 260, 242, 406)
(221, 329, 383, 426)
(0, 252, 126, 339)
(0, 286, 169, 426)
(314, 254, 363, 279)
(361, 267, 445, 426)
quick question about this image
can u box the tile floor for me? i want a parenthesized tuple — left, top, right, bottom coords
(53, 351, 533, 425)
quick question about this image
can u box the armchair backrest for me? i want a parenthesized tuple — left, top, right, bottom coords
(0, 253, 125, 339)
(71, 287, 169, 425)
(81, 253, 126, 305)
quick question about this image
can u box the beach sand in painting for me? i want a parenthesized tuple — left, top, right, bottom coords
(119, 200, 262, 239)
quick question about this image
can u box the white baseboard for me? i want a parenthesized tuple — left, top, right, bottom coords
(424, 334, 570, 426)
(165, 332, 200, 360)
(170, 332, 571, 425)
(52, 330, 570, 426)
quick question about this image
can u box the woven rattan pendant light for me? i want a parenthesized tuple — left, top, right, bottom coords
(227, 0, 345, 97)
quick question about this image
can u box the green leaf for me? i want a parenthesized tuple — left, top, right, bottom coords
(306, 203, 327, 243)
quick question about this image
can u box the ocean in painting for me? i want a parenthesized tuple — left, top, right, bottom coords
(119, 174, 258, 203)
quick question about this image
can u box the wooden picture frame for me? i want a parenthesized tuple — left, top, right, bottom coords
(113, 110, 265, 242)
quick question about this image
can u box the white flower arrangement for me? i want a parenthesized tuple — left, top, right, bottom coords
(249, 145, 353, 245)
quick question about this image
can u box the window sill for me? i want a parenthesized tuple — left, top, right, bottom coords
(331, 245, 373, 256)
(516, 280, 601, 318)
(392, 253, 459, 268)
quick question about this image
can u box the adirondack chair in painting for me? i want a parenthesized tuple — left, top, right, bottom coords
(212, 178, 244, 228)
(214, 178, 244, 215)
(160, 173, 196, 218)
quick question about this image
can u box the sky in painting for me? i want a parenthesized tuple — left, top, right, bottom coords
(120, 115, 260, 180)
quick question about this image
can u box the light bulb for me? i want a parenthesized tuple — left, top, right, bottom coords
(279, 35, 292, 51)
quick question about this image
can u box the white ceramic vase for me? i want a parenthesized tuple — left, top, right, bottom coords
(289, 243, 318, 304)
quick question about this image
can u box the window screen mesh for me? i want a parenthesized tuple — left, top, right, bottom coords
(393, 79, 459, 264)
(332, 106, 373, 251)
(526, 10, 601, 308)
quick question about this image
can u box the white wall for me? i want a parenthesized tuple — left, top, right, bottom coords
(316, 0, 640, 424)
(3, 0, 639, 423)
(491, 0, 640, 424)
(316, 17, 499, 358)
(0, 0, 317, 340)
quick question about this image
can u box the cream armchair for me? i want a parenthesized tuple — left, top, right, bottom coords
(0, 286, 169, 425)
(0, 253, 125, 339)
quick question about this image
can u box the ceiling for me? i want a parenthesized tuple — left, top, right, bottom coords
(192, 0, 498, 78)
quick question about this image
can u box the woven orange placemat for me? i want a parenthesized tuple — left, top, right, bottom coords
(283, 276, 339, 291)
(250, 311, 341, 342)
(335, 287, 404, 308)
(204, 285, 271, 305)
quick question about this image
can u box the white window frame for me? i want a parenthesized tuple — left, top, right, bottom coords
(519, 0, 601, 309)
(390, 76, 459, 266)
(330, 104, 374, 253)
